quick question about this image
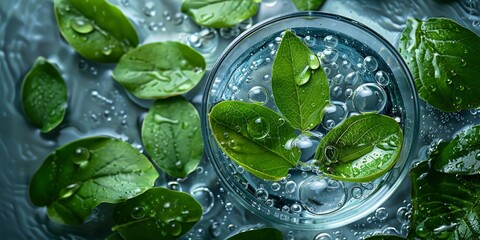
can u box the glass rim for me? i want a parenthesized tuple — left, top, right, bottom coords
(201, 11, 420, 229)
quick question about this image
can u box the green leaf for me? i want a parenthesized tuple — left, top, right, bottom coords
(181, 0, 260, 28)
(291, 0, 325, 11)
(434, 125, 480, 175)
(272, 29, 329, 131)
(209, 101, 300, 180)
(111, 187, 202, 240)
(314, 113, 403, 182)
(29, 137, 158, 225)
(227, 228, 284, 240)
(53, 0, 139, 63)
(409, 161, 480, 239)
(112, 42, 206, 99)
(398, 17, 480, 112)
(363, 236, 405, 240)
(21, 57, 67, 133)
(142, 97, 203, 178)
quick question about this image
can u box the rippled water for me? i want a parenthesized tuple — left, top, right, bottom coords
(0, 0, 479, 239)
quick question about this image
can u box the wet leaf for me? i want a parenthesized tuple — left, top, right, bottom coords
(272, 29, 329, 131)
(434, 124, 480, 175)
(291, 0, 325, 11)
(209, 101, 300, 180)
(111, 188, 202, 240)
(409, 161, 480, 239)
(228, 228, 283, 240)
(54, 0, 139, 63)
(142, 97, 203, 178)
(181, 0, 260, 28)
(113, 42, 206, 99)
(29, 137, 158, 225)
(398, 17, 480, 112)
(21, 57, 67, 133)
(315, 113, 403, 182)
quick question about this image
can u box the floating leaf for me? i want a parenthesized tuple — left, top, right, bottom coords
(113, 42, 206, 99)
(181, 0, 260, 28)
(21, 57, 67, 133)
(272, 29, 329, 131)
(315, 113, 403, 182)
(54, 0, 139, 63)
(398, 17, 480, 112)
(111, 188, 202, 240)
(209, 101, 300, 180)
(142, 97, 203, 178)
(29, 137, 158, 225)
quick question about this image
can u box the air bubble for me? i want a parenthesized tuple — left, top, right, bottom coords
(271, 182, 281, 191)
(319, 49, 339, 64)
(375, 70, 390, 86)
(300, 177, 346, 215)
(352, 83, 387, 113)
(285, 181, 297, 193)
(191, 187, 214, 213)
(247, 86, 269, 104)
(363, 56, 378, 72)
(323, 35, 338, 48)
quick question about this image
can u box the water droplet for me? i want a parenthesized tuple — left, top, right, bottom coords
(191, 187, 214, 213)
(323, 35, 338, 48)
(375, 70, 390, 86)
(285, 181, 297, 193)
(315, 233, 333, 240)
(319, 49, 339, 64)
(71, 19, 94, 34)
(131, 206, 145, 219)
(225, 202, 234, 211)
(154, 114, 179, 124)
(169, 221, 182, 236)
(300, 177, 346, 215)
(375, 207, 389, 221)
(255, 188, 269, 201)
(294, 65, 311, 86)
(247, 117, 270, 139)
(101, 45, 112, 56)
(351, 186, 363, 199)
(271, 182, 281, 191)
(247, 86, 269, 104)
(291, 203, 302, 213)
(475, 152, 480, 160)
(363, 56, 378, 72)
(73, 147, 90, 166)
(167, 181, 182, 191)
(59, 183, 81, 199)
(308, 54, 320, 70)
(352, 83, 387, 113)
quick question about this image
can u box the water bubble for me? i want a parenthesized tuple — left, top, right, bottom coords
(323, 35, 338, 48)
(247, 86, 269, 104)
(363, 56, 378, 72)
(188, 28, 219, 53)
(308, 54, 320, 70)
(71, 19, 94, 34)
(319, 49, 339, 64)
(315, 232, 333, 240)
(143, 1, 156, 17)
(271, 182, 281, 191)
(332, 74, 344, 85)
(225, 202, 233, 211)
(172, 12, 184, 25)
(300, 177, 346, 214)
(355, 63, 366, 73)
(322, 102, 347, 129)
(375, 70, 390, 86)
(73, 147, 90, 166)
(285, 181, 297, 193)
(247, 117, 270, 139)
(255, 188, 269, 201)
(396, 206, 409, 223)
(209, 221, 221, 237)
(332, 86, 342, 98)
(341, 60, 351, 69)
(352, 83, 387, 113)
(291, 203, 302, 213)
(344, 88, 353, 98)
(282, 205, 290, 213)
(375, 207, 389, 221)
(304, 35, 316, 47)
(294, 65, 311, 86)
(167, 181, 182, 191)
(191, 187, 214, 213)
(351, 186, 363, 199)
(345, 72, 358, 85)
(131, 206, 145, 219)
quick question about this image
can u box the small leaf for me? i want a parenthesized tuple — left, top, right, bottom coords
(113, 42, 206, 99)
(398, 17, 480, 112)
(54, 0, 139, 63)
(111, 188, 202, 240)
(21, 57, 67, 133)
(181, 0, 260, 28)
(434, 125, 480, 175)
(315, 113, 403, 182)
(409, 161, 480, 239)
(272, 29, 329, 131)
(209, 101, 300, 180)
(142, 97, 203, 178)
(291, 0, 325, 11)
(29, 137, 158, 225)
(228, 228, 284, 240)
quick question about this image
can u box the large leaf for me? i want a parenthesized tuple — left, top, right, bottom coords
(29, 137, 158, 225)
(142, 97, 203, 178)
(111, 188, 202, 240)
(434, 124, 480, 175)
(21, 57, 67, 133)
(228, 228, 283, 240)
(398, 18, 480, 112)
(314, 113, 403, 182)
(53, 0, 139, 63)
(209, 101, 300, 180)
(291, 0, 325, 11)
(272, 29, 329, 131)
(409, 161, 480, 239)
(181, 0, 260, 28)
(113, 42, 206, 99)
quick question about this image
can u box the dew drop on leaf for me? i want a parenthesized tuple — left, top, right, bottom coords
(70, 19, 94, 34)
(131, 206, 146, 219)
(247, 117, 270, 139)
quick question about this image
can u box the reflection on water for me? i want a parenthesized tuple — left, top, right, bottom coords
(0, 0, 479, 239)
